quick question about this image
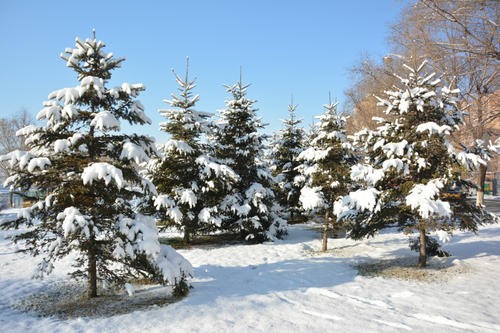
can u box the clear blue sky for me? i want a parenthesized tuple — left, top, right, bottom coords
(0, 0, 407, 140)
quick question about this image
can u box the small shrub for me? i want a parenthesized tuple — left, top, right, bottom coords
(172, 277, 190, 298)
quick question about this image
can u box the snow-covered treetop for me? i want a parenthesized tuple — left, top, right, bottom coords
(272, 97, 305, 155)
(280, 97, 302, 128)
(374, 60, 462, 127)
(312, 100, 348, 145)
(218, 78, 264, 130)
(299, 99, 350, 163)
(159, 58, 211, 138)
(61, 36, 124, 81)
(215, 75, 267, 169)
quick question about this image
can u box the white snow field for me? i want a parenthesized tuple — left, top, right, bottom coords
(1, 208, 499, 332)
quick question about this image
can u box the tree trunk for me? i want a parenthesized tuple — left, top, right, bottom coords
(476, 163, 487, 206)
(183, 227, 190, 245)
(87, 236, 97, 298)
(322, 210, 329, 252)
(418, 226, 427, 268)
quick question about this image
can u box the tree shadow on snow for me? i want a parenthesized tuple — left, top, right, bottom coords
(185, 257, 357, 306)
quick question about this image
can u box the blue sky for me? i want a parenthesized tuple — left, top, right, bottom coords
(0, 0, 407, 140)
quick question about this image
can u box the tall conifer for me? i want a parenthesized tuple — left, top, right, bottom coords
(335, 61, 497, 267)
(213, 75, 286, 242)
(151, 59, 237, 244)
(1, 35, 192, 297)
(271, 97, 305, 223)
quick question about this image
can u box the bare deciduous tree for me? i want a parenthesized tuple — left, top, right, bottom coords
(0, 109, 31, 181)
(344, 56, 402, 134)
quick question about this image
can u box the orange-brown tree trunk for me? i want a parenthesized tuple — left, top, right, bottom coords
(322, 210, 329, 252)
(418, 226, 427, 268)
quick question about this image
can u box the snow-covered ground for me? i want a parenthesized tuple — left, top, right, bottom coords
(1, 208, 499, 332)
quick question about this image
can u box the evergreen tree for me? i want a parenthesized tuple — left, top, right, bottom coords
(1, 35, 192, 298)
(213, 76, 287, 242)
(298, 96, 355, 251)
(270, 97, 305, 223)
(334, 60, 497, 267)
(150, 59, 236, 244)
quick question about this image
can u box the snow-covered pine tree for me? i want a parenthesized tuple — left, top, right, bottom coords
(150, 59, 237, 244)
(213, 76, 287, 242)
(270, 97, 306, 223)
(334, 60, 497, 267)
(298, 96, 355, 251)
(1, 35, 192, 298)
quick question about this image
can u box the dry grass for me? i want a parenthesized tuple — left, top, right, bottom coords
(15, 281, 184, 319)
(354, 256, 470, 282)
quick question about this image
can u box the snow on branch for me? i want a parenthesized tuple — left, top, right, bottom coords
(163, 139, 194, 155)
(114, 214, 193, 284)
(81, 162, 124, 189)
(416, 122, 452, 136)
(195, 154, 239, 181)
(57, 207, 92, 239)
(350, 164, 385, 186)
(334, 188, 381, 219)
(120, 141, 150, 164)
(299, 186, 325, 210)
(154, 195, 183, 223)
(90, 111, 120, 131)
(405, 179, 451, 219)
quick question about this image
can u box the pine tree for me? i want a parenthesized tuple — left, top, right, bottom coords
(150, 59, 236, 244)
(1, 35, 192, 298)
(213, 76, 287, 242)
(298, 96, 355, 251)
(270, 97, 305, 223)
(334, 60, 497, 267)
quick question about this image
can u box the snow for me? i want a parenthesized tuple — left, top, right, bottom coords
(334, 188, 380, 219)
(90, 111, 120, 131)
(298, 146, 329, 162)
(180, 189, 197, 208)
(245, 183, 269, 213)
(350, 164, 384, 185)
(195, 155, 238, 181)
(27, 157, 51, 173)
(454, 150, 487, 170)
(114, 214, 192, 284)
(382, 140, 408, 158)
(405, 179, 451, 218)
(163, 140, 194, 155)
(81, 162, 124, 189)
(1, 150, 31, 171)
(435, 230, 452, 243)
(1, 210, 500, 332)
(416, 122, 451, 136)
(57, 207, 91, 238)
(124, 283, 135, 296)
(120, 141, 150, 164)
(53, 139, 70, 153)
(299, 186, 325, 210)
(154, 195, 183, 223)
(348, 188, 380, 212)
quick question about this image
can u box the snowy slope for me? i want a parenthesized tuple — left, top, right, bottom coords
(1, 208, 499, 332)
